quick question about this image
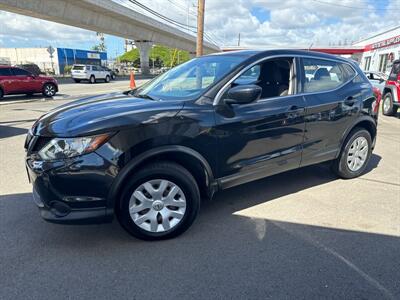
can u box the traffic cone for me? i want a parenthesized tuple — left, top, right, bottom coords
(130, 71, 136, 89)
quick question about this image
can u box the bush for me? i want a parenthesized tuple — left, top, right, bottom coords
(64, 65, 73, 74)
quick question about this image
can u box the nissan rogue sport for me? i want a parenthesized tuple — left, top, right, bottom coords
(25, 50, 379, 240)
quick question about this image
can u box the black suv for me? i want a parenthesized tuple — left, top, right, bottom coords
(25, 50, 379, 240)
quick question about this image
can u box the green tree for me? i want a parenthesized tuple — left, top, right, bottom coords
(119, 45, 190, 67)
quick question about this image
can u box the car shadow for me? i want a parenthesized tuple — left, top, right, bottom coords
(1, 154, 381, 245)
(1, 152, 397, 299)
(0, 125, 28, 139)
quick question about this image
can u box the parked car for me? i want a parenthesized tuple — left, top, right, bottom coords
(0, 66, 58, 99)
(16, 63, 44, 76)
(71, 64, 111, 83)
(25, 50, 378, 240)
(382, 59, 400, 116)
(101, 66, 117, 80)
(364, 71, 388, 93)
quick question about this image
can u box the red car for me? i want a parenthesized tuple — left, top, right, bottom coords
(382, 59, 400, 116)
(0, 66, 58, 99)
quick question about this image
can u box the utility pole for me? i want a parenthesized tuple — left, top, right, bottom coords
(196, 0, 205, 57)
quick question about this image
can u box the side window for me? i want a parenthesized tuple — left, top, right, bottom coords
(232, 57, 294, 99)
(12, 68, 31, 76)
(86, 66, 90, 71)
(234, 65, 260, 85)
(302, 58, 353, 93)
(0, 68, 12, 76)
(389, 63, 400, 81)
(92, 66, 98, 71)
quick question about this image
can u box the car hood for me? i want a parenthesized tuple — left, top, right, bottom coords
(32, 92, 184, 137)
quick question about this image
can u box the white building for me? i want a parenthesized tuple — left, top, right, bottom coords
(354, 26, 400, 74)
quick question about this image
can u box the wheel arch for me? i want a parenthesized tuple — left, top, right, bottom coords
(107, 145, 217, 211)
(338, 117, 377, 157)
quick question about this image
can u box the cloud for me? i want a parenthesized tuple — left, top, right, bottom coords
(0, 0, 398, 50)
(0, 11, 97, 48)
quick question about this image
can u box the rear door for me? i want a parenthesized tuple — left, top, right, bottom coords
(299, 57, 364, 166)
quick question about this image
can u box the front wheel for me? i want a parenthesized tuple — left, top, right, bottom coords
(332, 128, 372, 179)
(117, 162, 200, 240)
(42, 83, 56, 97)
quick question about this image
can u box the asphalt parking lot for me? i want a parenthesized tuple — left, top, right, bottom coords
(0, 84, 399, 299)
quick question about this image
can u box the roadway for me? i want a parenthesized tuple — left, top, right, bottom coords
(0, 86, 399, 299)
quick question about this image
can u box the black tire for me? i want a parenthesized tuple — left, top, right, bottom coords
(73, 79, 81, 83)
(332, 128, 372, 179)
(0, 88, 3, 99)
(42, 83, 57, 97)
(382, 93, 397, 116)
(117, 161, 200, 240)
(89, 75, 96, 84)
(105, 75, 110, 83)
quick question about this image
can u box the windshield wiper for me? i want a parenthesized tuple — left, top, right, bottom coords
(134, 93, 158, 101)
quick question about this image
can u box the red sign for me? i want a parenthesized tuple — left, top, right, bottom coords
(365, 35, 400, 51)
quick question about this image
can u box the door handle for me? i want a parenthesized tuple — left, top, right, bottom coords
(344, 96, 356, 106)
(287, 105, 305, 119)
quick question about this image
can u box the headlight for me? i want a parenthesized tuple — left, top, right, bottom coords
(38, 133, 111, 160)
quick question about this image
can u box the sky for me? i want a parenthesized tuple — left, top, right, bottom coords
(0, 0, 399, 57)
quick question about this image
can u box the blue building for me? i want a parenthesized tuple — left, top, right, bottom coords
(56, 48, 107, 74)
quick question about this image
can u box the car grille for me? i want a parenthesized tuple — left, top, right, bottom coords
(25, 135, 52, 153)
(31, 137, 52, 152)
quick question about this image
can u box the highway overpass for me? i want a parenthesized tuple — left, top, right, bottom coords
(0, 0, 220, 73)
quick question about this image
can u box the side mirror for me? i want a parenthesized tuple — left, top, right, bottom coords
(224, 84, 262, 105)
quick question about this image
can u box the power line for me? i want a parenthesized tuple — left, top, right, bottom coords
(126, 0, 220, 46)
(311, 0, 400, 10)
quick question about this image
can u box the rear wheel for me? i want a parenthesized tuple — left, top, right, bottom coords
(332, 128, 372, 179)
(382, 93, 397, 116)
(117, 162, 200, 240)
(42, 83, 56, 97)
(89, 75, 96, 84)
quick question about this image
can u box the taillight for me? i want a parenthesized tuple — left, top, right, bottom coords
(372, 87, 382, 114)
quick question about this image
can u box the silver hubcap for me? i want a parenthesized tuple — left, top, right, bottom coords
(45, 85, 55, 95)
(129, 179, 186, 233)
(383, 97, 391, 112)
(347, 136, 368, 172)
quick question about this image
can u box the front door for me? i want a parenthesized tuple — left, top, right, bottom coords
(11, 68, 37, 93)
(214, 57, 306, 188)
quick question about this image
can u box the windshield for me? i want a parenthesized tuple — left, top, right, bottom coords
(135, 55, 246, 101)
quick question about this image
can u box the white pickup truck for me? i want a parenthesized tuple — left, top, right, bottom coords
(71, 64, 111, 84)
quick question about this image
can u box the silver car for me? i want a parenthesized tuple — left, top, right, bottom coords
(364, 71, 388, 93)
(71, 64, 111, 84)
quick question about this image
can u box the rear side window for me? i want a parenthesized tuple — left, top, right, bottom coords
(12, 68, 31, 76)
(0, 68, 12, 76)
(72, 65, 85, 70)
(302, 58, 355, 93)
(389, 62, 400, 80)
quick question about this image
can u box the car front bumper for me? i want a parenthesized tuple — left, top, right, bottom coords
(26, 152, 116, 224)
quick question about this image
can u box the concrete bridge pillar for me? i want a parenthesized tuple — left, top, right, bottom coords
(135, 40, 153, 75)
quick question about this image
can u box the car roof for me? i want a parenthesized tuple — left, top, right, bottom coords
(206, 49, 353, 63)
